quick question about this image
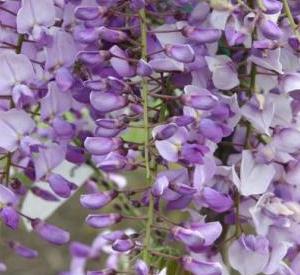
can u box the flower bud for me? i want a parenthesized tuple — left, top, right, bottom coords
(77, 50, 110, 65)
(69, 242, 91, 258)
(288, 36, 300, 51)
(155, 124, 178, 140)
(90, 92, 128, 113)
(135, 259, 149, 275)
(31, 219, 70, 245)
(259, 0, 282, 14)
(172, 226, 205, 250)
(0, 206, 20, 230)
(48, 174, 74, 198)
(98, 27, 127, 43)
(85, 213, 122, 228)
(95, 127, 123, 138)
(96, 119, 124, 129)
(111, 238, 135, 252)
(182, 26, 222, 44)
(31, 187, 59, 201)
(182, 94, 218, 110)
(66, 145, 85, 164)
(201, 187, 233, 213)
(73, 26, 99, 43)
(170, 182, 197, 195)
(152, 176, 169, 197)
(181, 256, 223, 275)
(172, 116, 195, 126)
(137, 59, 153, 76)
(75, 6, 107, 20)
(84, 79, 107, 91)
(80, 191, 118, 209)
(84, 137, 121, 155)
(9, 241, 38, 259)
(165, 44, 195, 63)
(259, 19, 282, 40)
(0, 262, 6, 272)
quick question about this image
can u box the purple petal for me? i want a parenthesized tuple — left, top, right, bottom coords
(84, 137, 121, 155)
(228, 234, 270, 275)
(90, 92, 127, 113)
(0, 109, 35, 152)
(111, 238, 135, 252)
(9, 241, 38, 259)
(135, 259, 149, 275)
(80, 191, 118, 209)
(48, 174, 73, 198)
(165, 43, 195, 63)
(85, 213, 122, 228)
(31, 219, 70, 245)
(182, 26, 222, 43)
(181, 256, 223, 275)
(16, 0, 55, 34)
(74, 6, 107, 20)
(202, 187, 233, 213)
(0, 206, 19, 230)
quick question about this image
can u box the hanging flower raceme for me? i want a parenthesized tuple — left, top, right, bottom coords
(1, 0, 300, 274)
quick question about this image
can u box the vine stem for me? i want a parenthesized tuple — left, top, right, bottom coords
(282, 0, 300, 40)
(139, 8, 154, 263)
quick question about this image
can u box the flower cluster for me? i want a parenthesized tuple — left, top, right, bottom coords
(1, 0, 300, 274)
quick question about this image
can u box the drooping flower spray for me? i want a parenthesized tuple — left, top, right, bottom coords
(1, 0, 300, 274)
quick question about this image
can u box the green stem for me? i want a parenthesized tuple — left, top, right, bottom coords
(4, 153, 11, 186)
(139, 8, 153, 263)
(283, 0, 300, 39)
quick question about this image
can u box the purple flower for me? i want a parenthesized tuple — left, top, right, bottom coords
(259, 19, 282, 40)
(0, 262, 6, 272)
(90, 92, 128, 113)
(182, 26, 222, 44)
(84, 137, 121, 156)
(135, 260, 149, 275)
(85, 214, 122, 228)
(260, 0, 282, 14)
(181, 256, 223, 275)
(172, 221, 222, 252)
(111, 238, 135, 252)
(165, 44, 195, 63)
(9, 241, 38, 259)
(182, 86, 218, 110)
(48, 174, 75, 198)
(31, 219, 70, 245)
(205, 55, 239, 90)
(16, 0, 55, 35)
(153, 124, 188, 162)
(98, 27, 127, 43)
(0, 206, 19, 230)
(109, 45, 135, 77)
(40, 82, 72, 120)
(228, 234, 270, 275)
(232, 150, 276, 196)
(201, 187, 233, 213)
(80, 191, 118, 209)
(74, 6, 107, 20)
(0, 109, 35, 152)
(149, 58, 184, 72)
(69, 242, 91, 258)
(136, 59, 153, 76)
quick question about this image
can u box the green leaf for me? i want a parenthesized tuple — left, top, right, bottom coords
(122, 127, 145, 143)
